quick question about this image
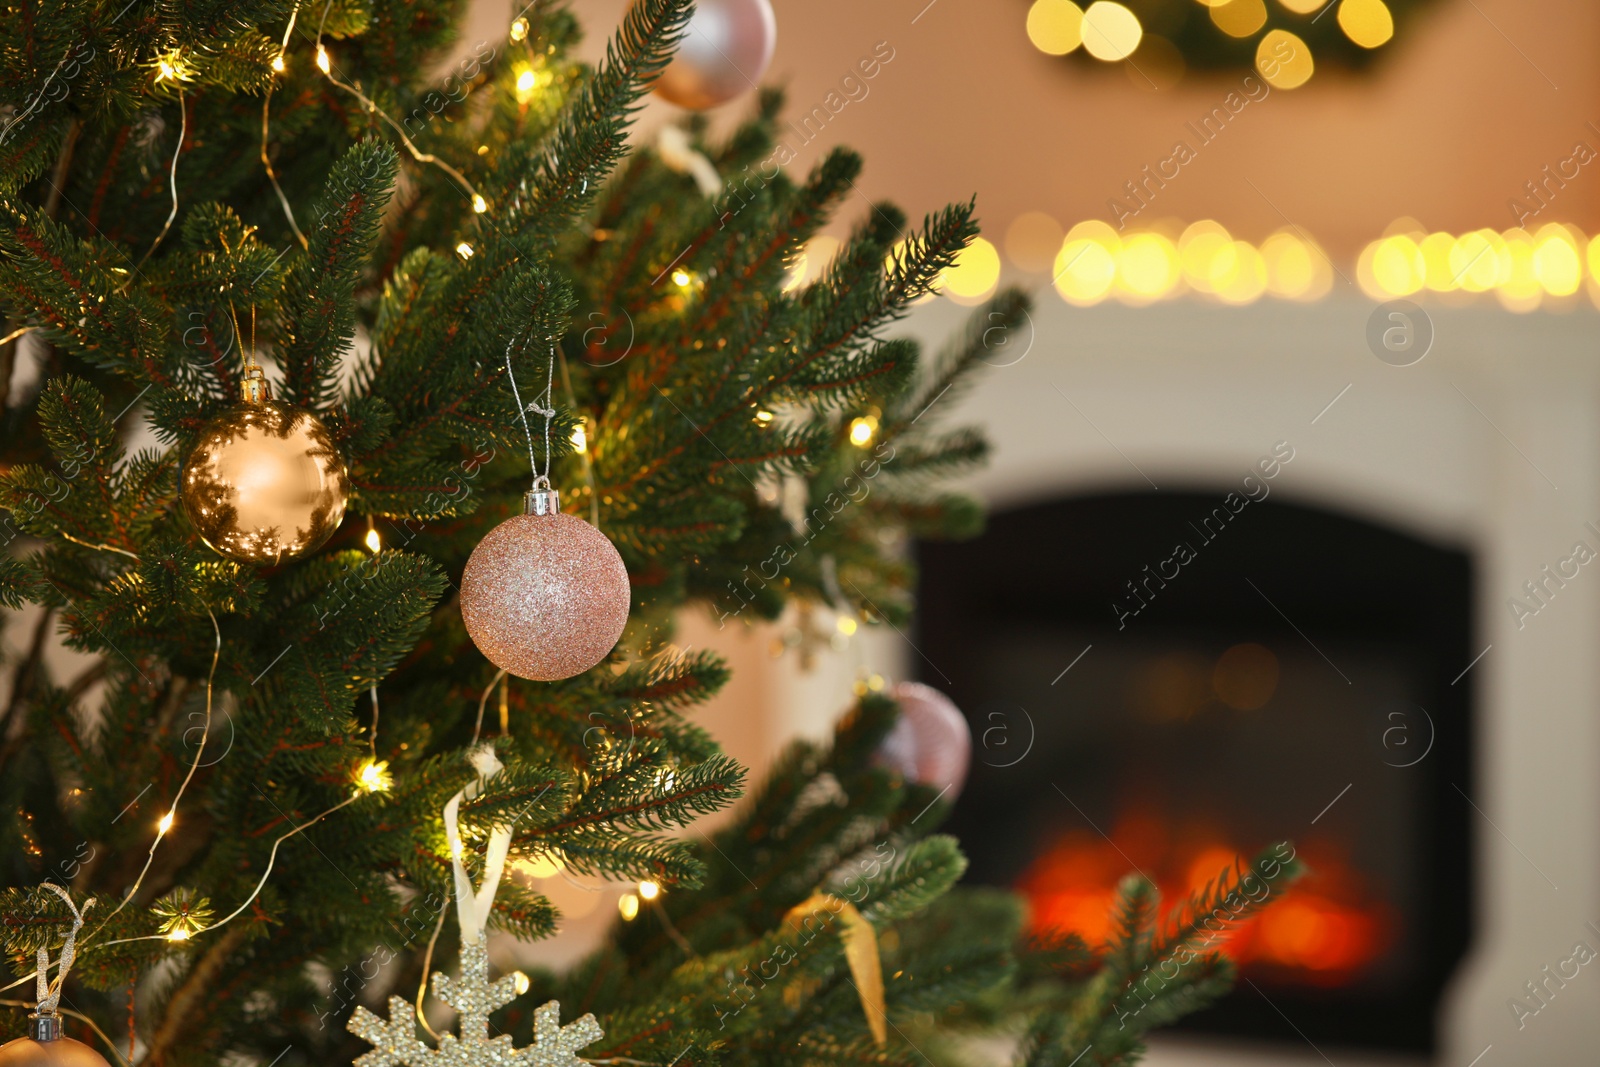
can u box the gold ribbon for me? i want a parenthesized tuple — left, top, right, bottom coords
(783, 893, 887, 1047)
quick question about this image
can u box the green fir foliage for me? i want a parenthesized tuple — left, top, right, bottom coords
(0, 1, 1297, 1064)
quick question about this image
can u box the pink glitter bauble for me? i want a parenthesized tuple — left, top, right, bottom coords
(877, 681, 972, 797)
(651, 0, 776, 110)
(460, 511, 630, 681)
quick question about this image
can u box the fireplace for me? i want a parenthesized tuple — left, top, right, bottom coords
(916, 490, 1473, 1052)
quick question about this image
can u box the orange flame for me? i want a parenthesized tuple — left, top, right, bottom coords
(1017, 812, 1389, 986)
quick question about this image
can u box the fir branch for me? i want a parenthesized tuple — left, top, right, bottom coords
(277, 139, 399, 409)
(513, 0, 694, 245)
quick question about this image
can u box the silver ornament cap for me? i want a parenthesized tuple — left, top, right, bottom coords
(525, 487, 561, 516)
(27, 1015, 61, 1042)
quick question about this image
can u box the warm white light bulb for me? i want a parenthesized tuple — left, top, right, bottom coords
(509, 17, 529, 42)
(166, 928, 192, 942)
(456, 242, 474, 260)
(356, 759, 391, 793)
(512, 970, 531, 994)
(618, 893, 640, 920)
(271, 53, 286, 73)
(638, 880, 660, 900)
(364, 527, 382, 553)
(315, 45, 331, 74)
(158, 811, 175, 835)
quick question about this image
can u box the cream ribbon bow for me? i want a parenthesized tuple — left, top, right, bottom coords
(443, 745, 515, 945)
(657, 125, 721, 197)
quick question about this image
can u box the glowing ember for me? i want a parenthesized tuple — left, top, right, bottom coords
(1017, 812, 1389, 985)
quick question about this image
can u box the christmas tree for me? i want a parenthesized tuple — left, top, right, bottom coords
(0, 1, 1302, 1065)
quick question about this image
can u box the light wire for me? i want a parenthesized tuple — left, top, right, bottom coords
(132, 86, 185, 273)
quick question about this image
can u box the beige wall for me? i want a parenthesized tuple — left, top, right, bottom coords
(459, 0, 1600, 258)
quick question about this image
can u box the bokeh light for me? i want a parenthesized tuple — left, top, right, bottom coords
(1018, 217, 1600, 309)
(1054, 221, 1121, 304)
(942, 236, 1002, 303)
(1178, 220, 1234, 294)
(1213, 643, 1280, 711)
(1080, 1, 1143, 61)
(1213, 241, 1268, 304)
(1419, 232, 1457, 292)
(1450, 230, 1505, 293)
(1532, 225, 1582, 296)
(1260, 229, 1332, 301)
(1257, 29, 1313, 89)
(1210, 0, 1268, 39)
(1027, 0, 1085, 55)
(1116, 232, 1181, 301)
(1371, 235, 1426, 296)
(1337, 0, 1395, 49)
(1498, 230, 1542, 311)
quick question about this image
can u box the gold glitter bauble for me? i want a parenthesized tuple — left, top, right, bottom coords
(0, 1037, 109, 1067)
(460, 490, 629, 681)
(1, 1016, 109, 1067)
(180, 368, 348, 565)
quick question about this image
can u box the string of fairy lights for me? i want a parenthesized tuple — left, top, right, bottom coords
(6, 18, 686, 1053)
(782, 218, 1600, 312)
(4, 12, 591, 1051)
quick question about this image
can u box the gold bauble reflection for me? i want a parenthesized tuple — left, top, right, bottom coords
(181, 400, 348, 564)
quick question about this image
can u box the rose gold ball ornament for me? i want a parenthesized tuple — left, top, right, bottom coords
(181, 364, 349, 565)
(877, 681, 972, 798)
(652, 0, 776, 110)
(460, 488, 631, 681)
(0, 1014, 111, 1067)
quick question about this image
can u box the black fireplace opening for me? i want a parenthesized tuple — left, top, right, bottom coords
(916, 490, 1473, 1053)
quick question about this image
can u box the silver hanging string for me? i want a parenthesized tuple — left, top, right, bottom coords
(503, 336, 558, 490)
(539, 340, 555, 488)
(35, 884, 94, 1014)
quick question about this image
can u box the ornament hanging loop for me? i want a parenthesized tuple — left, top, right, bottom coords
(33, 884, 95, 1031)
(503, 333, 559, 495)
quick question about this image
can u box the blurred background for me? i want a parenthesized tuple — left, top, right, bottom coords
(565, 1, 1593, 1063)
(18, 0, 1600, 1062)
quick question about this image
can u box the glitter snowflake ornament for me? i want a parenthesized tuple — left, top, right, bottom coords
(347, 941, 601, 1067)
(349, 747, 603, 1067)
